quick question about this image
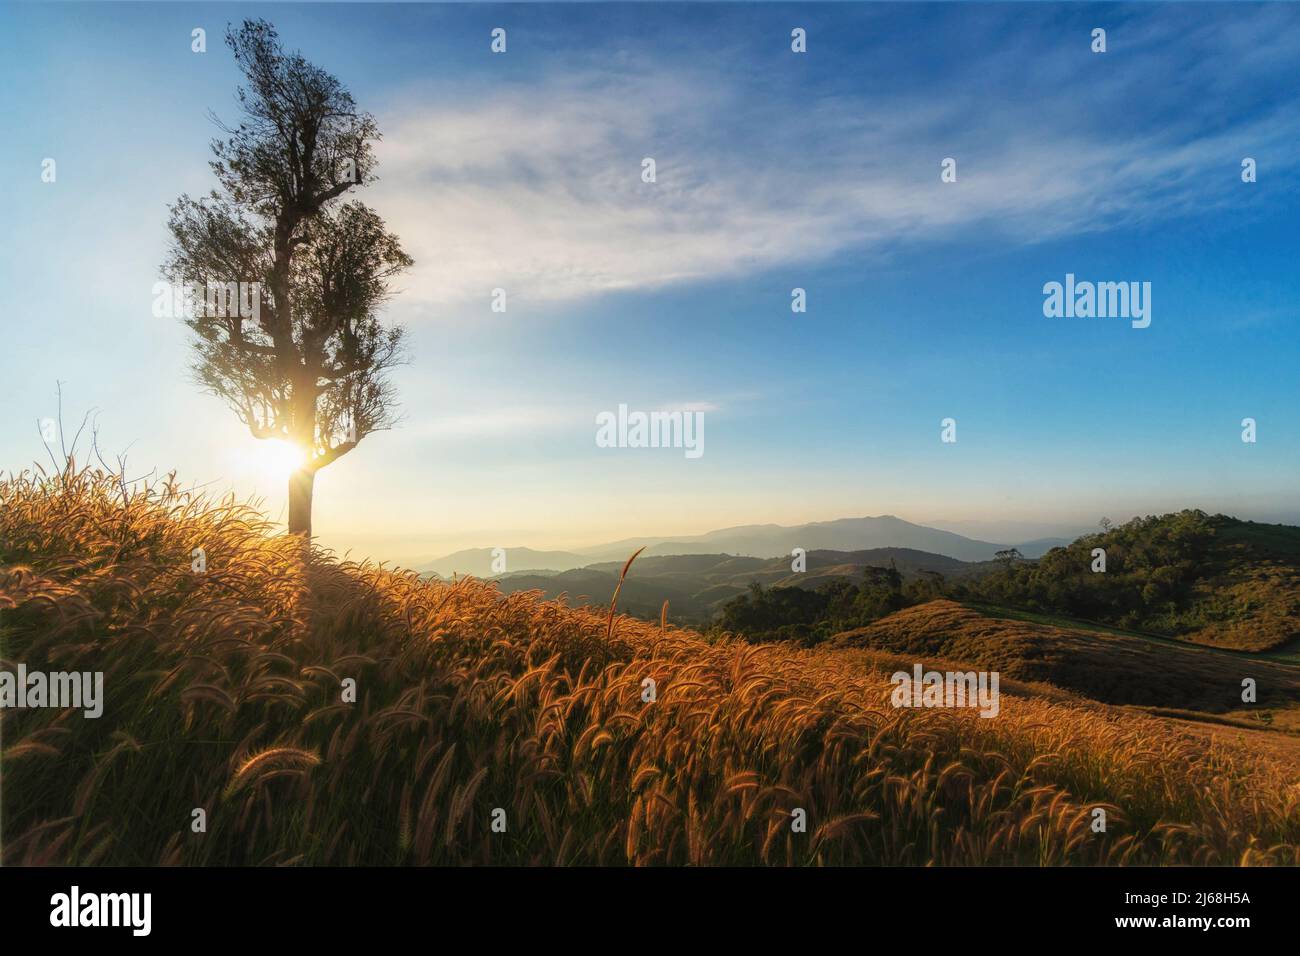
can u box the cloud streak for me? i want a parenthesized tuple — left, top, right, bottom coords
(368, 8, 1300, 309)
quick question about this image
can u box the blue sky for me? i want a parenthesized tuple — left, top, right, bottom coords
(1, 2, 1298, 561)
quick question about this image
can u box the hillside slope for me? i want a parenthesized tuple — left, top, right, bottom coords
(483, 515, 1006, 566)
(964, 511, 1300, 652)
(492, 549, 984, 625)
(833, 600, 1300, 713)
(419, 547, 587, 578)
(2, 472, 1297, 866)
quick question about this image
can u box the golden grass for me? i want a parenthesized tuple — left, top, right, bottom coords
(2, 470, 1297, 865)
(1183, 564, 1300, 651)
(834, 600, 1300, 713)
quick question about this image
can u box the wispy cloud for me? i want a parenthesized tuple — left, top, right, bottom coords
(369, 8, 1299, 309)
(402, 398, 725, 444)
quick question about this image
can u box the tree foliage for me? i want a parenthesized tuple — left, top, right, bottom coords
(715, 562, 917, 646)
(162, 20, 411, 512)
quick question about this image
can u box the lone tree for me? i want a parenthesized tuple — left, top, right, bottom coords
(163, 20, 411, 537)
(994, 547, 1024, 570)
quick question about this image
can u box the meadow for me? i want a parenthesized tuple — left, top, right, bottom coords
(833, 600, 1300, 713)
(1, 469, 1297, 865)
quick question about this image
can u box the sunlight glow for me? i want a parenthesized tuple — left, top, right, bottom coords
(256, 439, 308, 481)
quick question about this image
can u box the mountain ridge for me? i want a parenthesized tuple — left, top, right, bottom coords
(487, 547, 990, 624)
(418, 514, 1066, 576)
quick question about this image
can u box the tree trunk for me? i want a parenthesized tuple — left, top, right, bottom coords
(288, 467, 315, 538)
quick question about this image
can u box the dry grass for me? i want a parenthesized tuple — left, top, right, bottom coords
(2, 470, 1298, 865)
(834, 600, 1300, 713)
(1183, 564, 1300, 651)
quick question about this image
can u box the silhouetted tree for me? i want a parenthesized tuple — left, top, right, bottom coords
(163, 19, 411, 537)
(994, 547, 1024, 569)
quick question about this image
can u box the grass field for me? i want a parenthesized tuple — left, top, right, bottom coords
(833, 600, 1300, 715)
(967, 602, 1300, 665)
(2, 470, 1298, 865)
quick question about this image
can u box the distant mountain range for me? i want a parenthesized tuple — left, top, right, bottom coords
(418, 515, 1080, 578)
(418, 547, 590, 578)
(484, 548, 997, 625)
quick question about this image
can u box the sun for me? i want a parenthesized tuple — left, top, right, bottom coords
(257, 439, 308, 479)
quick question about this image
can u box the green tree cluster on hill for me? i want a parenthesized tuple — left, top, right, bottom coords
(713, 511, 1299, 650)
(950, 510, 1300, 642)
(715, 562, 939, 645)
(958, 511, 1215, 623)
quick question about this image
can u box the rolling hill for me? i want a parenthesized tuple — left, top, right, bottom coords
(491, 548, 985, 624)
(963, 511, 1300, 652)
(417, 514, 1067, 576)
(832, 600, 1300, 715)
(2, 469, 1297, 865)
(427, 512, 1300, 659)
(419, 547, 586, 579)
(572, 516, 1009, 563)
